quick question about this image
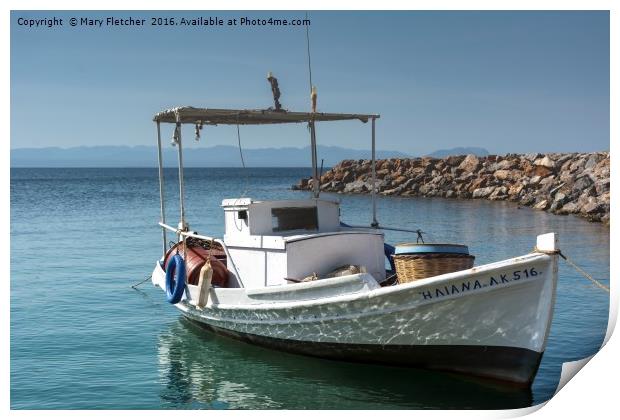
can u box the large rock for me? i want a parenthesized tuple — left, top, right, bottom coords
(538, 175, 557, 192)
(595, 178, 610, 194)
(523, 153, 542, 162)
(558, 201, 580, 214)
(445, 155, 465, 166)
(418, 184, 432, 195)
(533, 199, 549, 210)
(341, 171, 354, 183)
(559, 172, 576, 184)
(534, 156, 556, 169)
(519, 194, 535, 206)
(380, 185, 404, 196)
(553, 191, 568, 204)
(530, 166, 554, 178)
(528, 175, 542, 185)
(472, 186, 496, 199)
(584, 154, 601, 169)
(344, 180, 369, 193)
(458, 154, 480, 173)
(581, 199, 603, 214)
(493, 169, 512, 181)
(392, 175, 408, 186)
(488, 160, 515, 171)
(321, 181, 340, 191)
(573, 175, 594, 191)
(489, 186, 508, 200)
(508, 183, 524, 197)
(376, 168, 390, 177)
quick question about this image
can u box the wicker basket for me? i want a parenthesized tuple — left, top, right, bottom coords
(393, 253, 475, 283)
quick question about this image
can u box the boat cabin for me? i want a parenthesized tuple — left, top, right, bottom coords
(221, 198, 386, 288)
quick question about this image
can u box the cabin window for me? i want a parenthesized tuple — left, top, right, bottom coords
(271, 207, 318, 232)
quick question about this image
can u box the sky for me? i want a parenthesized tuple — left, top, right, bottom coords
(10, 10, 610, 156)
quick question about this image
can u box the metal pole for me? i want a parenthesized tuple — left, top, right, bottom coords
(175, 115, 187, 232)
(156, 121, 167, 257)
(309, 121, 319, 198)
(371, 117, 378, 227)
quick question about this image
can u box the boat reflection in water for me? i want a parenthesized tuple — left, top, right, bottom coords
(157, 318, 534, 410)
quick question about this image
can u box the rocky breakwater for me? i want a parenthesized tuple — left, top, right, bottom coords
(293, 152, 610, 224)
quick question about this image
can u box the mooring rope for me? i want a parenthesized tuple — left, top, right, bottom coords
(534, 247, 609, 293)
(131, 274, 152, 289)
(559, 251, 610, 293)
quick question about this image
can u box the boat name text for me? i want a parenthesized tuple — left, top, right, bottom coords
(419, 267, 540, 301)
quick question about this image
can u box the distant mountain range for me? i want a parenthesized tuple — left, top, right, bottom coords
(10, 145, 489, 167)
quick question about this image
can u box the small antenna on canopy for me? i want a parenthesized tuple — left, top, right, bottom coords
(305, 12, 313, 97)
(311, 86, 317, 113)
(266, 72, 283, 111)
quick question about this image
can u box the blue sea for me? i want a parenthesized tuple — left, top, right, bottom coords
(10, 167, 610, 409)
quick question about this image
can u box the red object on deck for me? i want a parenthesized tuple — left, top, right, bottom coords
(164, 243, 229, 287)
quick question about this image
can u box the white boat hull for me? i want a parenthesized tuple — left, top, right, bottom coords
(152, 248, 558, 386)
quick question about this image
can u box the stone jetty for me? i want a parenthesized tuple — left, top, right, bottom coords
(293, 152, 610, 224)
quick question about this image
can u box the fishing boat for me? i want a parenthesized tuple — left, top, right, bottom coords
(149, 104, 559, 387)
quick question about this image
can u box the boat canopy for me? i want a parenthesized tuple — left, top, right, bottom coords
(153, 106, 380, 125)
(153, 105, 381, 255)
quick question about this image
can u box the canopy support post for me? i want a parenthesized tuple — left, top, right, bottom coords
(310, 121, 320, 198)
(175, 114, 188, 234)
(371, 117, 378, 228)
(156, 121, 167, 257)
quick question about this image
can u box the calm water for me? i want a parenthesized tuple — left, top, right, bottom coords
(10, 168, 610, 409)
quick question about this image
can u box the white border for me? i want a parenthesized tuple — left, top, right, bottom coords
(3, 1, 616, 419)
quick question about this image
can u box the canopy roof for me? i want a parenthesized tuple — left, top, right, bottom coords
(153, 107, 379, 125)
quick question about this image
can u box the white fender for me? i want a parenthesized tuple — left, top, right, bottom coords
(196, 259, 213, 309)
